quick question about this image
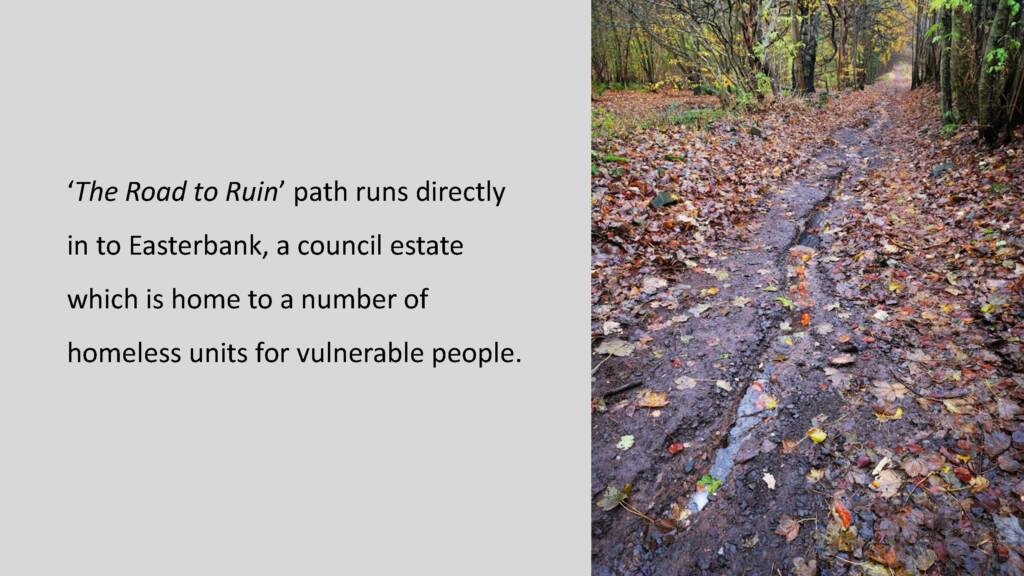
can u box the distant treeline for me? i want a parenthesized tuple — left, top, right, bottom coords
(592, 0, 1024, 142)
(592, 0, 909, 105)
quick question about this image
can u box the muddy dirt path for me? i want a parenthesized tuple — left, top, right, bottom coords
(592, 85, 905, 575)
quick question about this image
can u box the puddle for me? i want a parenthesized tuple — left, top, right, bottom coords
(685, 369, 772, 517)
(796, 210, 826, 248)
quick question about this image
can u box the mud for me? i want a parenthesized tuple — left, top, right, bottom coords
(592, 88, 902, 575)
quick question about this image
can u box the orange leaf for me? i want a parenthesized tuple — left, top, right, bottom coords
(834, 502, 852, 529)
(800, 312, 811, 327)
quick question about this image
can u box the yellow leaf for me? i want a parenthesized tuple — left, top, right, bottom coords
(765, 396, 778, 410)
(807, 428, 827, 443)
(969, 475, 989, 493)
(875, 407, 903, 422)
(637, 390, 669, 408)
(943, 398, 973, 414)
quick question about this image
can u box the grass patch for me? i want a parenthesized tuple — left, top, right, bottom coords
(592, 106, 621, 139)
(665, 106, 730, 128)
(592, 101, 730, 139)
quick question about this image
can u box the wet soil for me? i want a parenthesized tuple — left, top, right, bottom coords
(592, 88, 908, 575)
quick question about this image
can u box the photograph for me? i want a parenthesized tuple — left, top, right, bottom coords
(590, 0, 1024, 573)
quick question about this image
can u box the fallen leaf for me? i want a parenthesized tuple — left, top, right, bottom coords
(829, 354, 856, 366)
(602, 320, 622, 335)
(775, 514, 800, 542)
(969, 475, 990, 493)
(871, 381, 907, 403)
(875, 406, 903, 422)
(954, 466, 973, 483)
(834, 502, 852, 528)
(642, 276, 668, 293)
(902, 453, 943, 477)
(668, 442, 685, 455)
(868, 543, 899, 567)
(596, 339, 635, 357)
(688, 303, 713, 317)
(997, 398, 1021, 419)
(871, 469, 902, 498)
(943, 398, 973, 414)
(716, 379, 733, 392)
(596, 484, 631, 511)
(807, 428, 827, 443)
(763, 472, 776, 490)
(617, 435, 635, 450)
(675, 376, 698, 390)
(993, 516, 1024, 548)
(872, 456, 892, 476)
(637, 390, 669, 408)
(791, 557, 817, 576)
(697, 474, 722, 494)
(861, 563, 892, 576)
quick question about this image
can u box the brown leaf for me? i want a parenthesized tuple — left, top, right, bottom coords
(775, 514, 800, 542)
(902, 453, 944, 477)
(868, 543, 900, 567)
(871, 380, 907, 403)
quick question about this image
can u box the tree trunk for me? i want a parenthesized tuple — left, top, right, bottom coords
(979, 0, 1012, 143)
(803, 8, 819, 92)
(793, 0, 818, 93)
(951, 9, 973, 119)
(912, 0, 922, 88)
(792, 0, 804, 91)
(940, 7, 954, 121)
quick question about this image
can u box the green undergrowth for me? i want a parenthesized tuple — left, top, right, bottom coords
(592, 103, 732, 139)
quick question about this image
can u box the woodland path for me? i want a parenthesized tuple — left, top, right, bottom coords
(592, 70, 1024, 575)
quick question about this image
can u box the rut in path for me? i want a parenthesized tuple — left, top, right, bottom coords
(592, 87, 900, 575)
